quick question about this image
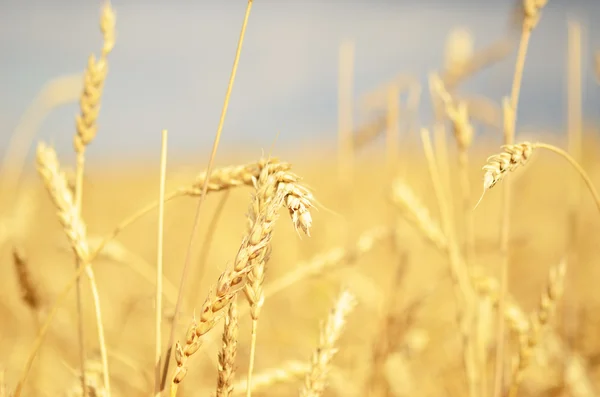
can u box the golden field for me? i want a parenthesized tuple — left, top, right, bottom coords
(2, 1, 600, 397)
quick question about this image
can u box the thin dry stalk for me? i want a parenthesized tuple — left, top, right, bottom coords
(169, 163, 314, 397)
(493, 2, 546, 396)
(216, 300, 239, 397)
(299, 290, 356, 397)
(154, 130, 168, 397)
(420, 128, 478, 397)
(161, 0, 255, 381)
(508, 260, 567, 397)
(72, 4, 115, 396)
(565, 19, 583, 347)
(232, 361, 310, 395)
(190, 191, 231, 305)
(337, 40, 355, 250)
(477, 142, 600, 213)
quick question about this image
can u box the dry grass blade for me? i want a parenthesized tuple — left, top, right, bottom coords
(216, 300, 239, 397)
(299, 290, 356, 397)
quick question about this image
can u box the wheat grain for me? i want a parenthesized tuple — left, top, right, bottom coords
(216, 300, 239, 397)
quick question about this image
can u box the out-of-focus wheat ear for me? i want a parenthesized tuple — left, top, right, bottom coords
(216, 300, 239, 397)
(231, 361, 310, 396)
(12, 246, 41, 315)
(508, 260, 567, 397)
(73, 1, 115, 153)
(36, 142, 90, 260)
(299, 290, 357, 397)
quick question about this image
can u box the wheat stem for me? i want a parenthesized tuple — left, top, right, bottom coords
(154, 130, 168, 397)
(161, 3, 254, 389)
(493, 1, 542, 393)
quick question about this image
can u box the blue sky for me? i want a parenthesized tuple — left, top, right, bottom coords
(1, 1, 600, 164)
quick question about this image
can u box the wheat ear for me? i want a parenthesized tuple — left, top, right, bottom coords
(476, 142, 600, 212)
(216, 300, 239, 397)
(508, 260, 567, 397)
(169, 162, 314, 397)
(14, 143, 106, 397)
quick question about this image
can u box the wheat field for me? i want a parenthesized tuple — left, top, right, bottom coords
(2, 1, 600, 397)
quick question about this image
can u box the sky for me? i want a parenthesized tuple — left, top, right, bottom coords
(1, 0, 600, 165)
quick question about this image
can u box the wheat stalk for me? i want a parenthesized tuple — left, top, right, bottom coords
(70, 3, 115, 396)
(162, 1, 255, 390)
(154, 130, 168, 397)
(299, 290, 356, 397)
(493, 2, 547, 395)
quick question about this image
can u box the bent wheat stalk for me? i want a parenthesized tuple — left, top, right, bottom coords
(476, 142, 600, 212)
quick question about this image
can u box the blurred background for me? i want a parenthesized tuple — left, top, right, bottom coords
(1, 0, 600, 164)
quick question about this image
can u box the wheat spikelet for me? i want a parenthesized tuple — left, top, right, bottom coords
(299, 290, 356, 397)
(481, 142, 534, 191)
(36, 143, 89, 261)
(170, 161, 314, 395)
(216, 300, 239, 397)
